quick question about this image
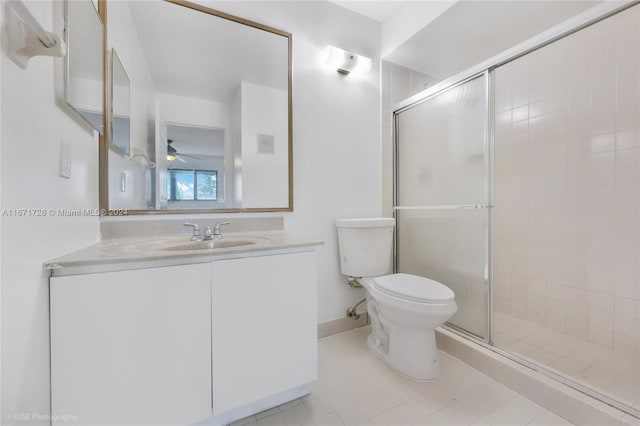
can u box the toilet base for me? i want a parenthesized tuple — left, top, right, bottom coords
(366, 332, 440, 382)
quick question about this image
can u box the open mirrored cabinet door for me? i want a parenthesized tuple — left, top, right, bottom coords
(64, 0, 104, 133)
(109, 49, 130, 156)
(99, 0, 293, 214)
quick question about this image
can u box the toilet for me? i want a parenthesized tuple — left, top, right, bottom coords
(336, 217, 457, 381)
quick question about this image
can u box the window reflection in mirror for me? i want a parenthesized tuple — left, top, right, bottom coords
(101, 0, 292, 214)
(164, 124, 225, 209)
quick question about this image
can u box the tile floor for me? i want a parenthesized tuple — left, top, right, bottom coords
(493, 312, 640, 411)
(231, 326, 575, 426)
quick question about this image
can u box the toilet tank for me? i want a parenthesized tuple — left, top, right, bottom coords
(336, 218, 395, 278)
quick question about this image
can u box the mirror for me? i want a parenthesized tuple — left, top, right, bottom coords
(101, 0, 292, 213)
(110, 50, 130, 155)
(64, 0, 104, 133)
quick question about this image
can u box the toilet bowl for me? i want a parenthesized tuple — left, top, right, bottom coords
(336, 218, 457, 381)
(360, 273, 456, 381)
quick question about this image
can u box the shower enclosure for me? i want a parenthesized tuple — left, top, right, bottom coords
(393, 3, 639, 416)
(395, 73, 491, 340)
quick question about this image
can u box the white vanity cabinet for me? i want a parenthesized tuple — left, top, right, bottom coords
(50, 263, 213, 426)
(49, 246, 319, 426)
(211, 251, 318, 416)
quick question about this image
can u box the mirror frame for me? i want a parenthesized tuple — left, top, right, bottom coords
(98, 0, 293, 215)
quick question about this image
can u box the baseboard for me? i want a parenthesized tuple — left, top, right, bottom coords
(318, 313, 368, 338)
(195, 384, 312, 426)
(435, 328, 639, 426)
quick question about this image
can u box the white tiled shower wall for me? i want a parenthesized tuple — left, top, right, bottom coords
(493, 5, 640, 355)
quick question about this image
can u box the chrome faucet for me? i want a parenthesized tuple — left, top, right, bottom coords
(213, 221, 231, 240)
(203, 226, 214, 240)
(183, 222, 203, 241)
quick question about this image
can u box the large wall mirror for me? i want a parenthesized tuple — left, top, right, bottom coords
(100, 0, 292, 214)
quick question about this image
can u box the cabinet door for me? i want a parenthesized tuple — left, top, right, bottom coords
(50, 263, 212, 425)
(211, 251, 318, 414)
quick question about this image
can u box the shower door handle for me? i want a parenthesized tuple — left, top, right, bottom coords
(393, 205, 492, 210)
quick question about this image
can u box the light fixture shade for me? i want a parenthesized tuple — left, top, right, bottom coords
(324, 45, 371, 75)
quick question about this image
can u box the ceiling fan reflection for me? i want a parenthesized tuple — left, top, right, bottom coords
(167, 139, 201, 163)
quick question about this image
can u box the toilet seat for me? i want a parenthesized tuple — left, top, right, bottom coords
(373, 273, 454, 304)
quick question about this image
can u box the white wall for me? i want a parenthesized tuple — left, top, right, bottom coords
(108, 150, 149, 210)
(1, 1, 101, 423)
(158, 92, 230, 129)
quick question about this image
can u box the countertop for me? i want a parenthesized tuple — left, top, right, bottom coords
(44, 231, 323, 276)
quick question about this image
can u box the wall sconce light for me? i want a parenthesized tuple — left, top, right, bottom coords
(324, 45, 371, 75)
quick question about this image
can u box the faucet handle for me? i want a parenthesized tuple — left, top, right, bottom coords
(214, 220, 231, 229)
(213, 221, 231, 238)
(183, 222, 203, 240)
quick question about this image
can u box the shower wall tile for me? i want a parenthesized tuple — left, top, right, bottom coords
(613, 333, 639, 357)
(614, 315, 639, 338)
(566, 319, 589, 340)
(590, 325, 615, 348)
(616, 130, 639, 150)
(567, 303, 588, 323)
(615, 279, 640, 300)
(590, 309, 614, 330)
(589, 289, 613, 310)
(528, 294, 546, 324)
(615, 297, 640, 318)
(566, 287, 590, 307)
(494, 4, 640, 357)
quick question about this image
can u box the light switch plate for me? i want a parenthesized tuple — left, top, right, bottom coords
(59, 139, 72, 178)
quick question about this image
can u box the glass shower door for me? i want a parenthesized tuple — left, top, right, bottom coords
(394, 73, 490, 339)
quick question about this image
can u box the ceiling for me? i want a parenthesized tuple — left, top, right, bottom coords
(167, 124, 225, 157)
(128, 1, 288, 102)
(127, 0, 603, 98)
(385, 0, 601, 79)
(326, 1, 409, 22)
(328, 0, 601, 80)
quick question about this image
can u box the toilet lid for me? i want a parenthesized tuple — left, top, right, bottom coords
(373, 273, 455, 303)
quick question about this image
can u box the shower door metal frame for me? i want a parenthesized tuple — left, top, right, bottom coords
(391, 1, 640, 418)
(393, 70, 493, 344)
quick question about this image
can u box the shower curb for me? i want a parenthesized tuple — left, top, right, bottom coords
(435, 327, 639, 426)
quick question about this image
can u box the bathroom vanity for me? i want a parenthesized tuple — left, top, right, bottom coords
(46, 230, 321, 426)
